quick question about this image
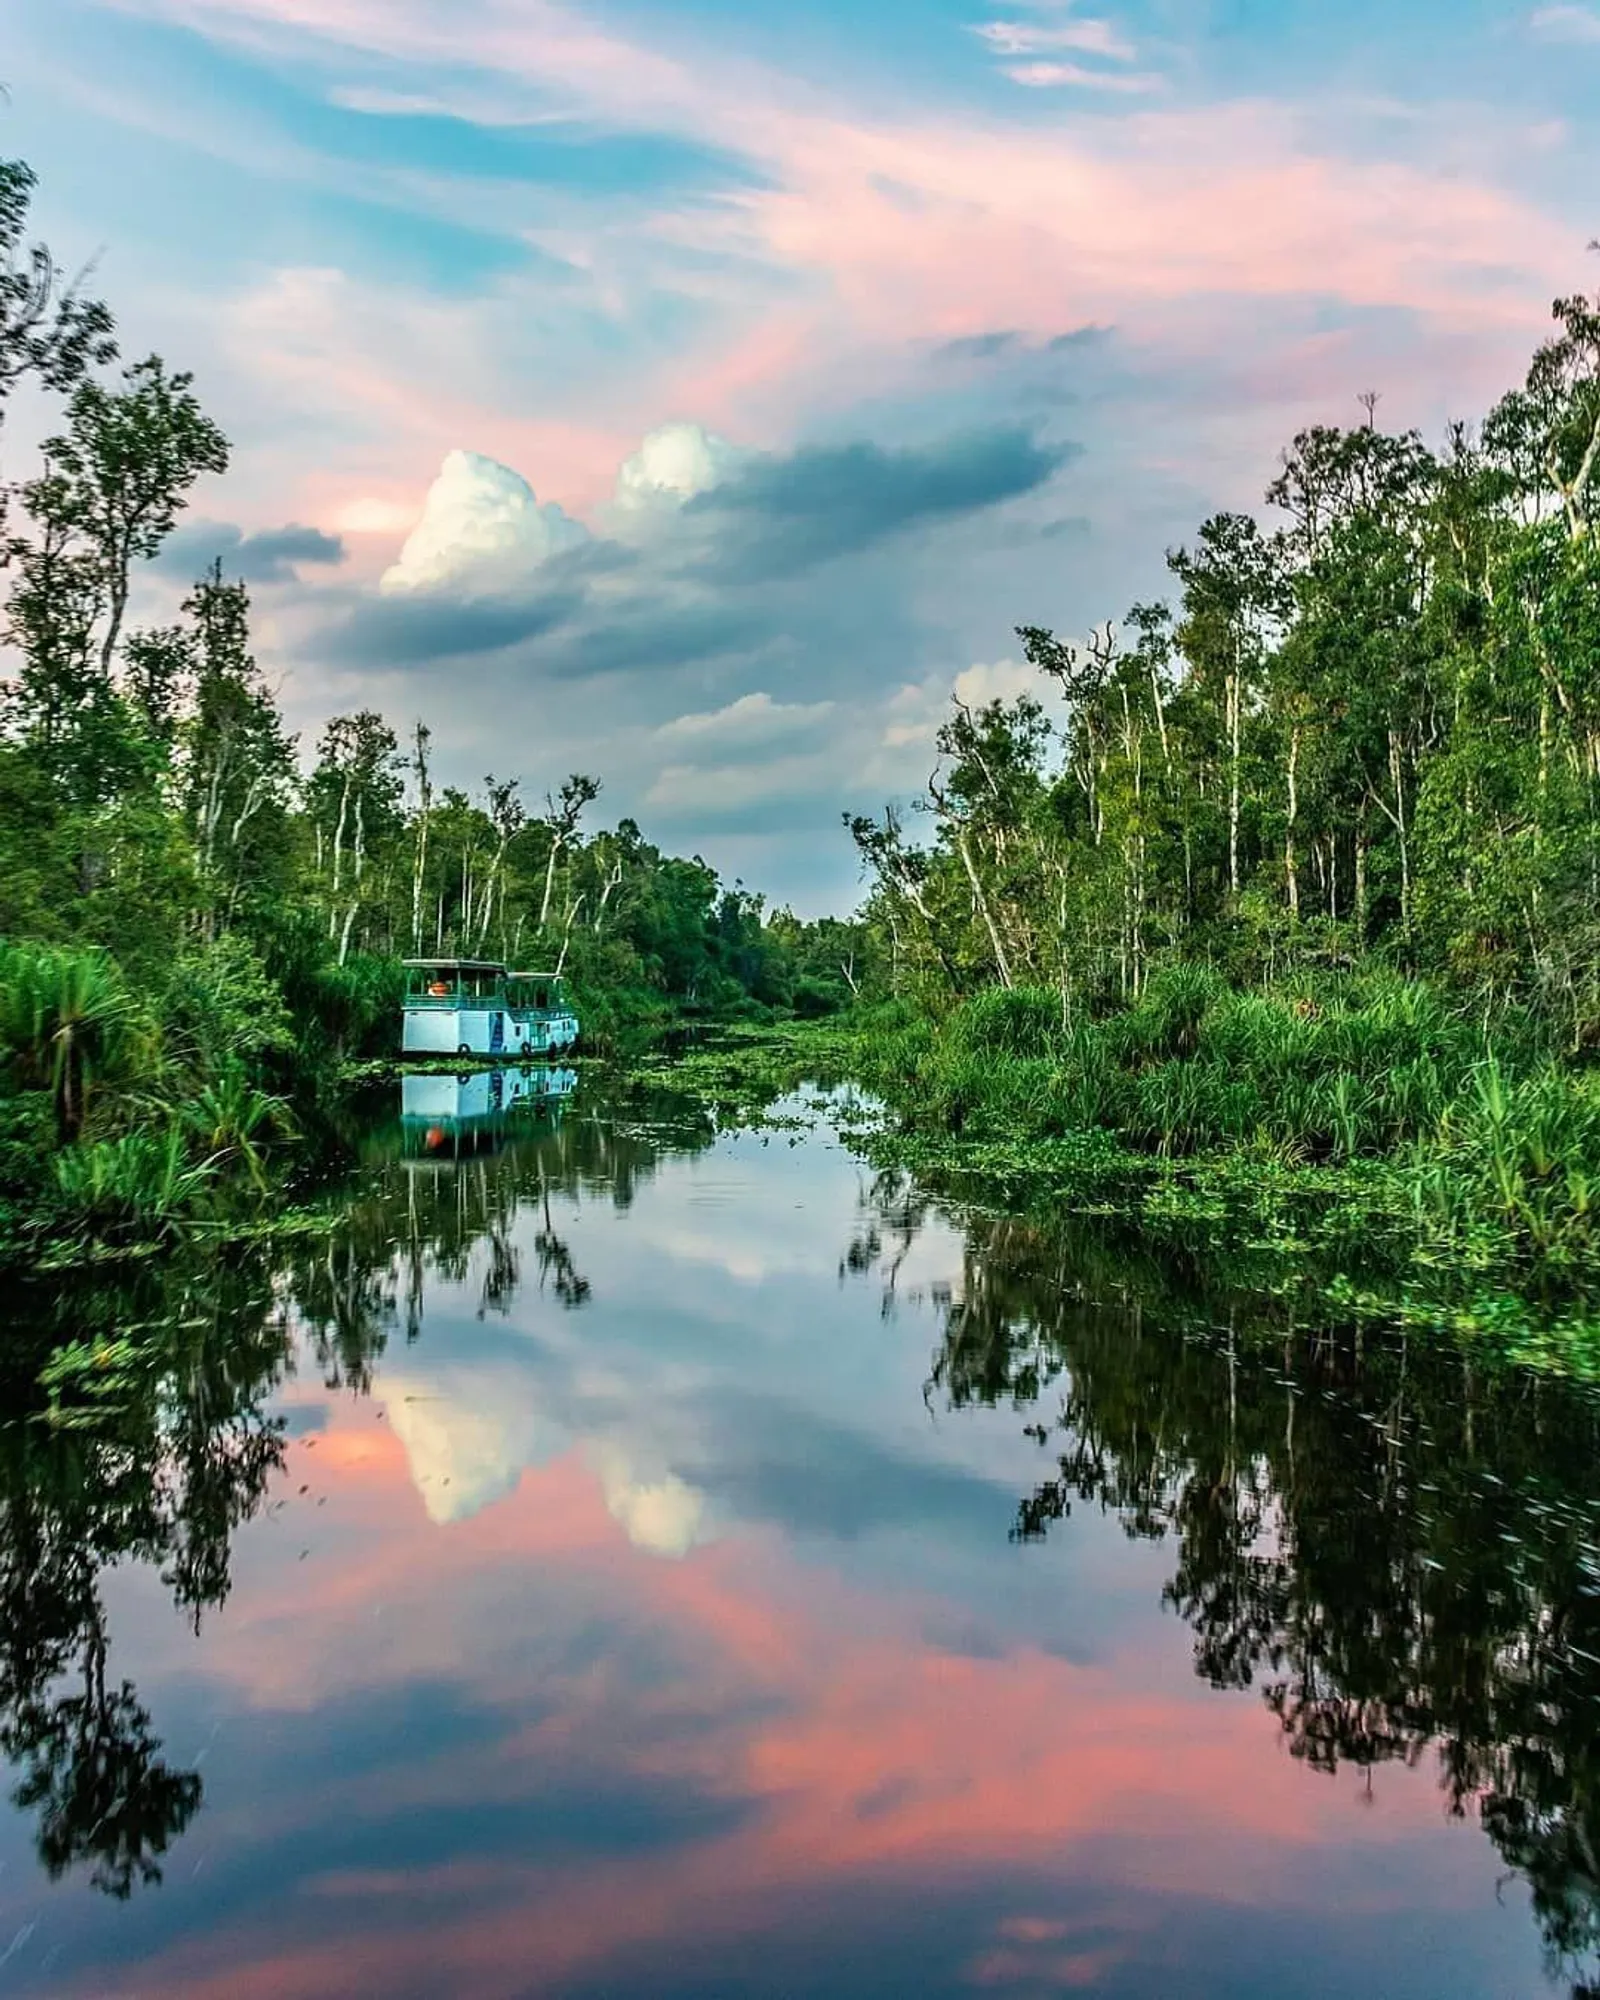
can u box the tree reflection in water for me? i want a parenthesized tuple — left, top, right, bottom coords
(0, 1075, 714, 1902)
(845, 1168, 1600, 1996)
(0, 1264, 291, 1897)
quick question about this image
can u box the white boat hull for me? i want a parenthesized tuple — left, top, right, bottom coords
(402, 1007, 538, 1058)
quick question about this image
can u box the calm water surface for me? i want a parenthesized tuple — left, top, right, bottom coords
(2, 1071, 1599, 1998)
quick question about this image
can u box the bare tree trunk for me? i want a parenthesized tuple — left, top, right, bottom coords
(594, 857, 623, 934)
(554, 896, 586, 977)
(331, 773, 350, 896)
(100, 554, 131, 681)
(1285, 724, 1300, 919)
(1227, 667, 1241, 900)
(407, 724, 433, 956)
(539, 838, 562, 935)
(956, 829, 1014, 989)
(1389, 730, 1411, 936)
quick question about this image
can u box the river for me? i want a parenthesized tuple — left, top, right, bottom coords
(1, 1067, 1598, 1998)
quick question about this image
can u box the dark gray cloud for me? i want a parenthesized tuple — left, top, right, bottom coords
(160, 519, 348, 584)
(932, 326, 1110, 365)
(531, 598, 775, 680)
(934, 330, 1022, 362)
(686, 426, 1077, 582)
(324, 586, 585, 667)
(1049, 323, 1113, 350)
(691, 1389, 1018, 1545)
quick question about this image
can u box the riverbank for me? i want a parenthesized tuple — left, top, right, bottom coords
(616, 993, 1600, 1380)
(12, 975, 1600, 1384)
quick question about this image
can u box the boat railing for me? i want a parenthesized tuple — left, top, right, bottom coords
(402, 963, 511, 1009)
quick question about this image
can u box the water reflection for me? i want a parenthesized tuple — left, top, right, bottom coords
(0, 1088, 1598, 1996)
(850, 1176, 1600, 1996)
(398, 1065, 579, 1163)
(0, 1272, 291, 1899)
(0, 1070, 711, 1915)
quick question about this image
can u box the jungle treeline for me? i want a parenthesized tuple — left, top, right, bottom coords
(844, 270, 1600, 1294)
(0, 152, 858, 1256)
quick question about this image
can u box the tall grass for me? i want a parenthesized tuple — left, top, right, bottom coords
(853, 968, 1600, 1278)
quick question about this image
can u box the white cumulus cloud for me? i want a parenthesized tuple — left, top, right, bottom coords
(881, 657, 1037, 751)
(593, 1445, 707, 1559)
(381, 449, 589, 596)
(657, 691, 836, 750)
(613, 422, 745, 511)
(383, 1370, 566, 1526)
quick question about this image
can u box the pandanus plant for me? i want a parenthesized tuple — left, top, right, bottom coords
(0, 943, 140, 1143)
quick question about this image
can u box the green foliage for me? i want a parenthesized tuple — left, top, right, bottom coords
(53, 1128, 217, 1242)
(177, 1066, 292, 1192)
(158, 933, 294, 1078)
(0, 941, 141, 1141)
(845, 969, 1600, 1287)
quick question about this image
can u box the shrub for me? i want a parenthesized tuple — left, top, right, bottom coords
(54, 1128, 218, 1241)
(944, 986, 1064, 1062)
(0, 941, 143, 1141)
(159, 933, 294, 1079)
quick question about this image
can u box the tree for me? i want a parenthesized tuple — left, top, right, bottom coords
(537, 774, 601, 938)
(179, 566, 295, 935)
(41, 357, 229, 674)
(0, 159, 116, 421)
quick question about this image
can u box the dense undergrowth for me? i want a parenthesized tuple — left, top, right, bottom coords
(0, 934, 406, 1263)
(800, 973, 1600, 1371)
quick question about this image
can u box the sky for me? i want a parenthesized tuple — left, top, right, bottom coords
(4, 0, 1599, 912)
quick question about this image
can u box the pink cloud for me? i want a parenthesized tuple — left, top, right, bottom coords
(77, 0, 1590, 676)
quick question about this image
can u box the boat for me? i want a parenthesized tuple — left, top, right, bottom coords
(401, 960, 580, 1059)
(506, 971, 580, 1056)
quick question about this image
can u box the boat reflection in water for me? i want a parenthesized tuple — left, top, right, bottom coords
(399, 1066, 579, 1162)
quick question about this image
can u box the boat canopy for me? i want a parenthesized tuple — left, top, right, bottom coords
(403, 959, 509, 974)
(507, 971, 570, 1010)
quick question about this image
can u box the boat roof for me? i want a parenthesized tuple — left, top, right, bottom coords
(402, 958, 508, 974)
(508, 969, 565, 982)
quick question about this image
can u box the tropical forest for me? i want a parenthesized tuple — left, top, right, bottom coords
(3, 100, 1600, 2000)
